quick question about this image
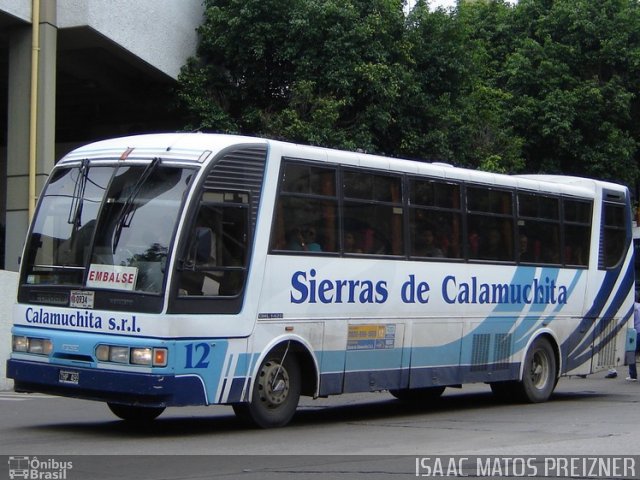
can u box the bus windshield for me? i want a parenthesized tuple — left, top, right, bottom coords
(22, 162, 195, 294)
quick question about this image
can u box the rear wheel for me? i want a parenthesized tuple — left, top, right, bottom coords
(491, 338, 557, 403)
(233, 352, 301, 428)
(519, 337, 557, 402)
(107, 403, 165, 422)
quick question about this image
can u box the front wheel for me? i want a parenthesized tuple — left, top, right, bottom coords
(517, 337, 557, 403)
(233, 353, 301, 428)
(107, 403, 165, 422)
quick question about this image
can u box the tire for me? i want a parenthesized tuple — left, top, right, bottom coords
(516, 336, 557, 403)
(107, 403, 165, 422)
(389, 386, 446, 403)
(235, 353, 301, 428)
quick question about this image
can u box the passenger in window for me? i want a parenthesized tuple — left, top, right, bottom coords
(286, 227, 306, 251)
(468, 229, 480, 257)
(543, 246, 561, 264)
(518, 234, 534, 262)
(303, 227, 322, 251)
(415, 228, 444, 257)
(480, 228, 507, 261)
(573, 245, 586, 266)
(344, 231, 363, 253)
(286, 226, 321, 251)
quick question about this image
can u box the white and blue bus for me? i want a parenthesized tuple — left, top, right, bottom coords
(7, 133, 638, 427)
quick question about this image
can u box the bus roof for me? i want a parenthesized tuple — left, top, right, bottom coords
(60, 132, 269, 164)
(59, 132, 620, 199)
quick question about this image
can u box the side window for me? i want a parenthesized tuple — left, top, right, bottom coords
(517, 193, 560, 264)
(467, 187, 514, 262)
(178, 191, 249, 297)
(601, 202, 626, 269)
(409, 179, 462, 259)
(271, 161, 338, 253)
(343, 170, 403, 256)
(564, 199, 592, 267)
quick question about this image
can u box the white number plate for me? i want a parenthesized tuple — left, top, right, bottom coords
(59, 370, 79, 385)
(70, 290, 94, 308)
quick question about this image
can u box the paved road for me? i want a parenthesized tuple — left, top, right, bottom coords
(0, 371, 638, 479)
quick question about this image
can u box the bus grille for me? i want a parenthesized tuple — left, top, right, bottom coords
(470, 333, 513, 371)
(596, 320, 617, 367)
(492, 333, 512, 370)
(203, 145, 268, 226)
(471, 334, 491, 371)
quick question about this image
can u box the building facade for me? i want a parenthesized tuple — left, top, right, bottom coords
(0, 0, 204, 271)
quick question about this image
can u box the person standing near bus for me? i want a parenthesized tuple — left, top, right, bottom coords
(627, 291, 640, 381)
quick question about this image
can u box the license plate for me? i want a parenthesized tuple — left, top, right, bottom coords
(70, 290, 94, 308)
(59, 370, 80, 385)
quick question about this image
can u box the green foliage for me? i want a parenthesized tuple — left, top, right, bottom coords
(177, 0, 640, 189)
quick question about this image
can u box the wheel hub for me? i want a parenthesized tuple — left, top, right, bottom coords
(257, 360, 290, 407)
(530, 351, 549, 389)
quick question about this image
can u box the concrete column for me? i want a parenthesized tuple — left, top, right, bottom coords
(5, 26, 31, 272)
(4, 0, 57, 272)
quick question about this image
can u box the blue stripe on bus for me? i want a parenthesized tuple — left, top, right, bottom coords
(233, 353, 255, 377)
(564, 261, 634, 369)
(344, 348, 404, 371)
(320, 350, 346, 372)
(563, 267, 616, 358)
(227, 377, 247, 403)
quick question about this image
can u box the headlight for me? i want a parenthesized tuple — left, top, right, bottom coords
(12, 335, 52, 355)
(12, 336, 28, 352)
(96, 344, 167, 367)
(28, 338, 53, 355)
(109, 346, 130, 363)
(95, 344, 110, 362)
(130, 348, 152, 365)
(95, 345, 129, 363)
(131, 347, 168, 367)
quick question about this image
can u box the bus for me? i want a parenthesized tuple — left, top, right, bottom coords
(6, 133, 638, 428)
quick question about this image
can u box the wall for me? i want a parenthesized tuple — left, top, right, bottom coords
(57, 0, 203, 79)
(0, 269, 17, 390)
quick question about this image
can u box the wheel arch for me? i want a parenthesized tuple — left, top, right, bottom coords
(248, 335, 320, 400)
(518, 329, 562, 381)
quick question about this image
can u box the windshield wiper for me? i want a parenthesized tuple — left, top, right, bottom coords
(112, 157, 161, 253)
(67, 159, 90, 227)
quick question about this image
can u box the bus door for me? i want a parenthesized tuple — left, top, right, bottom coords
(588, 195, 630, 373)
(343, 322, 406, 393)
(563, 194, 634, 374)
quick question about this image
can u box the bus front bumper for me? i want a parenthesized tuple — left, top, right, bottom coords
(6, 359, 208, 407)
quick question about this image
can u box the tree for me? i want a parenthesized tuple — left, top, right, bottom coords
(501, 0, 640, 185)
(178, 0, 410, 153)
(177, 0, 640, 189)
